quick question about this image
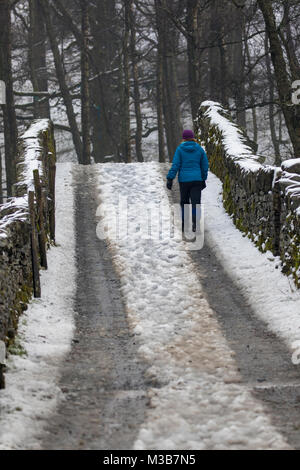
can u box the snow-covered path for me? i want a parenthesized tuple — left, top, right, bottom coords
(1, 161, 300, 450)
(95, 162, 299, 450)
(41, 165, 150, 450)
(0, 163, 76, 450)
(204, 173, 300, 349)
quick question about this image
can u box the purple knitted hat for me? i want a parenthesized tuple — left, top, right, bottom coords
(182, 129, 195, 140)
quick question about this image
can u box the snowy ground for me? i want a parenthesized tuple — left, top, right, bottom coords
(96, 162, 294, 450)
(0, 161, 300, 449)
(0, 163, 76, 450)
(204, 173, 300, 351)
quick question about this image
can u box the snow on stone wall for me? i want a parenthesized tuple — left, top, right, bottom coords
(196, 101, 300, 287)
(0, 120, 56, 385)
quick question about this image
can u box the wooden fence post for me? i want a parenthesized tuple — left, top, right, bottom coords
(49, 156, 56, 242)
(33, 169, 48, 269)
(28, 191, 41, 298)
(0, 340, 5, 390)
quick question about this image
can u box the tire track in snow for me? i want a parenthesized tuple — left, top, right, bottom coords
(41, 165, 150, 450)
(167, 166, 300, 449)
(96, 162, 289, 450)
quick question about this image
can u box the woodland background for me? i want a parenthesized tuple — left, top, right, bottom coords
(0, 0, 300, 201)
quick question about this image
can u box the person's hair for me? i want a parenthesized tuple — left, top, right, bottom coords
(181, 138, 198, 143)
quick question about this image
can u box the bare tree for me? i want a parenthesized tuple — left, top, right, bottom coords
(41, 0, 83, 163)
(264, 34, 281, 164)
(5, 0, 300, 169)
(80, 0, 91, 165)
(130, 1, 143, 162)
(230, 1, 246, 127)
(0, 147, 2, 203)
(29, 0, 50, 119)
(155, 0, 181, 160)
(186, 0, 202, 122)
(154, 0, 166, 163)
(0, 0, 18, 196)
(258, 0, 300, 158)
(121, 0, 132, 163)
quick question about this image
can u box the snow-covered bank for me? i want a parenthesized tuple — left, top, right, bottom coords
(203, 172, 300, 351)
(0, 163, 76, 450)
(96, 162, 289, 450)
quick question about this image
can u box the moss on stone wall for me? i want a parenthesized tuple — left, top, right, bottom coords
(281, 219, 300, 287)
(195, 101, 300, 289)
(0, 119, 57, 368)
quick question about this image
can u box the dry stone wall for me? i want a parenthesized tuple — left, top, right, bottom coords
(0, 119, 56, 388)
(195, 101, 300, 288)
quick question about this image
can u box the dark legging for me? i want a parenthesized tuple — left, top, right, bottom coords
(179, 181, 203, 227)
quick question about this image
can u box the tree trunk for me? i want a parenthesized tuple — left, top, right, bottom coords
(219, 38, 229, 108)
(89, 0, 119, 162)
(0, 0, 18, 197)
(209, 0, 221, 103)
(122, 0, 132, 163)
(155, 0, 171, 157)
(186, 0, 202, 122)
(155, 0, 166, 163)
(156, 58, 166, 163)
(129, 1, 143, 162)
(281, 2, 300, 83)
(258, 0, 300, 158)
(155, 0, 181, 160)
(279, 111, 283, 145)
(164, 40, 181, 159)
(41, 0, 83, 164)
(231, 2, 246, 128)
(80, 0, 91, 165)
(29, 0, 50, 119)
(265, 34, 280, 165)
(245, 41, 258, 143)
(0, 148, 2, 204)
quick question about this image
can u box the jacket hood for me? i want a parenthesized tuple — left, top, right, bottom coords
(180, 141, 199, 153)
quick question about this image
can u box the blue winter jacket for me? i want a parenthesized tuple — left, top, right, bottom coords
(167, 141, 209, 183)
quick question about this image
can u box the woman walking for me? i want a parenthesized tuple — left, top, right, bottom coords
(166, 129, 209, 232)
